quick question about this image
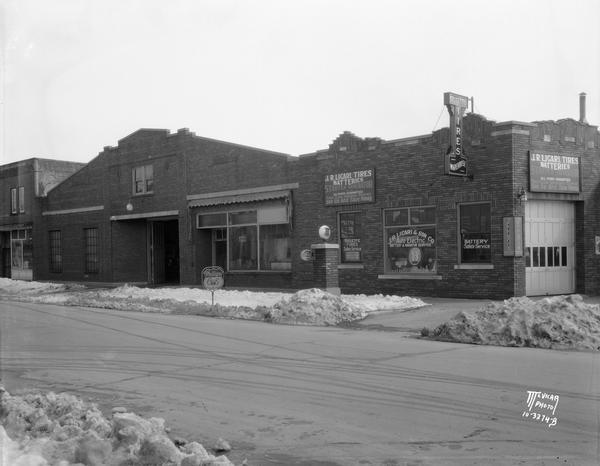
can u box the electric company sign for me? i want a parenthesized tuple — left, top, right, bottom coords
(444, 92, 469, 176)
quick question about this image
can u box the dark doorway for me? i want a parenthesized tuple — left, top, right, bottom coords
(150, 220, 180, 284)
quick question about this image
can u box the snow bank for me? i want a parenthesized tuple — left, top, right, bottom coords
(426, 295, 600, 351)
(0, 386, 234, 465)
(0, 277, 74, 295)
(0, 279, 427, 326)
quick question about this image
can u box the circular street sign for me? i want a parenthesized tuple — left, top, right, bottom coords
(201, 266, 225, 290)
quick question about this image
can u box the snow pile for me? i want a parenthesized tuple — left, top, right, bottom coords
(0, 277, 73, 295)
(0, 386, 234, 465)
(427, 295, 600, 351)
(265, 288, 367, 325)
(0, 278, 427, 326)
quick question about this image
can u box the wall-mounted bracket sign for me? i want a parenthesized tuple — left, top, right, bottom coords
(503, 216, 523, 257)
(444, 92, 469, 176)
(324, 169, 375, 205)
(529, 152, 580, 193)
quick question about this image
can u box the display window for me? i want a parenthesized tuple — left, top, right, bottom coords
(384, 206, 437, 273)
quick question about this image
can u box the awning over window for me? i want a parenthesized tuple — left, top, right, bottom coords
(188, 190, 290, 208)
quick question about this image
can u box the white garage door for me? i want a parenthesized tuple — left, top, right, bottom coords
(525, 201, 575, 296)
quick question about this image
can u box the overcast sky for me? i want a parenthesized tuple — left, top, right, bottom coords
(1, 0, 599, 164)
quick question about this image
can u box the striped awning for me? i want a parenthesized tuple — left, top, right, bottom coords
(188, 190, 290, 208)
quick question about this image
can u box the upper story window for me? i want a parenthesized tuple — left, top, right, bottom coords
(10, 187, 24, 214)
(133, 165, 154, 195)
(18, 187, 25, 213)
(10, 188, 17, 214)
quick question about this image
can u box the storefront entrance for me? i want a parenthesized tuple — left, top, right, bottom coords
(525, 200, 575, 295)
(149, 219, 180, 284)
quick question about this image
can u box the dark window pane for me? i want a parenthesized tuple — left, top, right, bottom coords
(198, 213, 227, 228)
(562, 247, 567, 266)
(229, 211, 257, 225)
(554, 247, 560, 267)
(533, 247, 539, 267)
(539, 247, 546, 267)
(385, 209, 408, 226)
(409, 207, 435, 225)
(547, 247, 553, 267)
(525, 247, 531, 267)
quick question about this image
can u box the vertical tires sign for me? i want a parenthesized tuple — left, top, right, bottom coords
(444, 92, 469, 176)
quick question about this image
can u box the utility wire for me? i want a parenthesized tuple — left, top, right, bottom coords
(432, 105, 446, 132)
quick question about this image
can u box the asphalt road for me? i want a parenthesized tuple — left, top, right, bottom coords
(1, 300, 598, 465)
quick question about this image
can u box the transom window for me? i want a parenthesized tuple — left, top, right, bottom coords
(133, 165, 154, 194)
(384, 206, 437, 273)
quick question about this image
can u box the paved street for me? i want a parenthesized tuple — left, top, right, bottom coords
(1, 300, 598, 465)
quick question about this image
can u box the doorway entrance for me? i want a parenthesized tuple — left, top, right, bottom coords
(149, 219, 180, 284)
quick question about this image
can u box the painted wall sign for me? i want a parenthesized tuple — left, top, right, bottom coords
(324, 169, 374, 205)
(529, 152, 580, 193)
(444, 92, 469, 176)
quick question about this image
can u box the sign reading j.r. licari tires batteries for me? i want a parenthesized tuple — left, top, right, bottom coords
(529, 152, 580, 193)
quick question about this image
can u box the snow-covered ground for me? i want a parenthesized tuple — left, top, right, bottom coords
(0, 278, 427, 326)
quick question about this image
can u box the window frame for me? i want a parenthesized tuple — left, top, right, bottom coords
(196, 206, 291, 272)
(338, 211, 362, 264)
(383, 206, 437, 274)
(10, 187, 17, 214)
(49, 230, 62, 273)
(84, 227, 99, 274)
(132, 164, 154, 195)
(458, 202, 492, 264)
(18, 186, 25, 213)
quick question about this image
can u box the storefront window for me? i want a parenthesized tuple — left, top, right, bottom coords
(260, 224, 291, 270)
(384, 206, 437, 273)
(198, 202, 290, 272)
(10, 229, 32, 271)
(229, 226, 258, 270)
(459, 203, 491, 263)
(339, 212, 362, 263)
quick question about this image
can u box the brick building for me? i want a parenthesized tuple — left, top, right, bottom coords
(35, 128, 297, 288)
(23, 92, 600, 298)
(0, 158, 84, 280)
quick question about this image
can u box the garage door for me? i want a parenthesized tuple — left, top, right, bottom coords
(525, 201, 575, 296)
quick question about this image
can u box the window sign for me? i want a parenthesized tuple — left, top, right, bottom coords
(384, 206, 437, 273)
(529, 152, 580, 193)
(324, 169, 374, 206)
(460, 203, 491, 263)
(339, 212, 362, 263)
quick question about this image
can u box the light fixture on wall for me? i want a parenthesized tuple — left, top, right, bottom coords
(126, 202, 134, 212)
(517, 186, 528, 204)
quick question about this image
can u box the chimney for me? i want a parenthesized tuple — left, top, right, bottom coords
(579, 92, 588, 124)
